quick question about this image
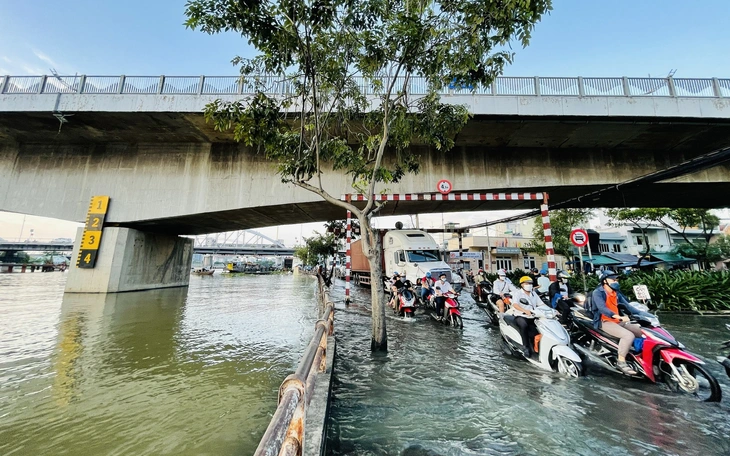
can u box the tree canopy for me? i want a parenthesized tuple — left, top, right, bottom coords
(185, 0, 552, 350)
(606, 208, 721, 269)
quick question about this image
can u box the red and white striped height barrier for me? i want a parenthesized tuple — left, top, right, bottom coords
(342, 192, 544, 202)
(345, 210, 352, 304)
(340, 192, 554, 295)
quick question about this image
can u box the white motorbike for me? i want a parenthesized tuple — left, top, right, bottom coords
(499, 301, 584, 377)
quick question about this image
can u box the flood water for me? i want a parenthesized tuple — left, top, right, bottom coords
(326, 280, 730, 456)
(0, 272, 319, 455)
(1, 272, 729, 455)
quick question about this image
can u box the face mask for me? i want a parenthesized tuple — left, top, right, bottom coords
(523, 284, 533, 292)
(561, 278, 567, 283)
(609, 282, 621, 291)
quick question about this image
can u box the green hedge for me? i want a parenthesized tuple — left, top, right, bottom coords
(569, 270, 730, 312)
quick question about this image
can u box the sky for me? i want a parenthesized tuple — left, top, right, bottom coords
(1, 0, 729, 245)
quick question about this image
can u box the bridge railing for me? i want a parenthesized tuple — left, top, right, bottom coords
(1, 74, 728, 98)
(253, 273, 334, 456)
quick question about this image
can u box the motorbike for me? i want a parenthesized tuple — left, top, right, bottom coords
(394, 287, 417, 318)
(479, 292, 510, 326)
(499, 300, 584, 377)
(570, 302, 722, 402)
(719, 323, 730, 379)
(427, 291, 463, 328)
(472, 280, 493, 311)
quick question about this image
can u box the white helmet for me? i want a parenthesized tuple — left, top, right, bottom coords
(497, 269, 506, 277)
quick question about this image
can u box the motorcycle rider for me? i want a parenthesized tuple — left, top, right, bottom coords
(420, 271, 435, 303)
(509, 276, 542, 358)
(433, 273, 454, 319)
(388, 272, 404, 309)
(549, 270, 574, 325)
(536, 269, 551, 294)
(491, 269, 517, 313)
(591, 271, 643, 375)
(473, 268, 490, 301)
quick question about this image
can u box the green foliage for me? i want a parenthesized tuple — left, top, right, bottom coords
(185, 0, 552, 191)
(529, 209, 593, 259)
(0, 251, 30, 263)
(294, 232, 337, 267)
(570, 270, 730, 312)
(606, 208, 721, 269)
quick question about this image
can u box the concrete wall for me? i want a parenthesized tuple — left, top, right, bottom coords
(2, 141, 730, 234)
(65, 227, 193, 293)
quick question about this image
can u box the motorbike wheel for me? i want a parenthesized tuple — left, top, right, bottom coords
(449, 314, 463, 329)
(557, 356, 584, 378)
(663, 360, 722, 402)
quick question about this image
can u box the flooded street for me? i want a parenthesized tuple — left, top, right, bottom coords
(1, 272, 728, 455)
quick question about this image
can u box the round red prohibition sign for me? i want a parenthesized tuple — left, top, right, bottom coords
(436, 179, 453, 195)
(570, 228, 589, 248)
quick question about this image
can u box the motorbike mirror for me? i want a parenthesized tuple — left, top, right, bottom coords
(519, 298, 529, 305)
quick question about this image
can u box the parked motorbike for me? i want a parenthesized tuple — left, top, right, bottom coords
(427, 291, 463, 328)
(394, 287, 417, 318)
(499, 300, 584, 377)
(570, 303, 722, 402)
(719, 323, 730, 379)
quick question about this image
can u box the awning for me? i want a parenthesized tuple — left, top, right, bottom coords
(615, 260, 662, 268)
(581, 255, 621, 266)
(650, 252, 695, 264)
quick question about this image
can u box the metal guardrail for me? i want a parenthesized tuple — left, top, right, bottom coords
(254, 274, 334, 456)
(0, 74, 728, 98)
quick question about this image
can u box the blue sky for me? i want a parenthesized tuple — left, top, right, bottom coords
(1, 0, 729, 244)
(1, 0, 729, 77)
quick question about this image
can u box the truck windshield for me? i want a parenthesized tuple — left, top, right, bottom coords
(406, 250, 441, 262)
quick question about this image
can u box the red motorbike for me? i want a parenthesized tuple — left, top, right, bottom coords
(428, 291, 463, 328)
(395, 288, 417, 318)
(570, 304, 722, 402)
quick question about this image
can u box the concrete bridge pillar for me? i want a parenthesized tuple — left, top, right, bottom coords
(65, 227, 193, 293)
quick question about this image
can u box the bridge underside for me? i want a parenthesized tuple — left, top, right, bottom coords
(1, 111, 730, 235)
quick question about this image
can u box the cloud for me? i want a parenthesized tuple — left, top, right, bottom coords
(20, 64, 45, 75)
(2, 56, 11, 64)
(32, 49, 58, 69)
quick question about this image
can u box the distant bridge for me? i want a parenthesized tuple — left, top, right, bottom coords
(0, 230, 295, 256)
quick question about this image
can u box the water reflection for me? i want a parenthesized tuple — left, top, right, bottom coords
(0, 273, 320, 455)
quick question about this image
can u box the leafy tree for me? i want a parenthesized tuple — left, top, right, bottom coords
(185, 0, 552, 351)
(0, 251, 30, 263)
(605, 208, 668, 267)
(294, 232, 337, 267)
(606, 208, 720, 269)
(715, 234, 730, 260)
(529, 209, 593, 259)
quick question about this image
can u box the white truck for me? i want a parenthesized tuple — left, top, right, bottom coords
(350, 229, 453, 286)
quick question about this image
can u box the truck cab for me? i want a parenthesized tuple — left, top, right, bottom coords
(383, 230, 452, 283)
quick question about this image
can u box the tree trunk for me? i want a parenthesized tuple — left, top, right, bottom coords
(368, 233, 388, 351)
(359, 221, 387, 352)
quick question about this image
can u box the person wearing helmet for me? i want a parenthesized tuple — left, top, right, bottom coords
(548, 271, 574, 324)
(420, 271, 435, 303)
(536, 269, 551, 294)
(432, 273, 455, 319)
(490, 269, 516, 313)
(509, 276, 543, 357)
(591, 271, 643, 375)
(474, 268, 488, 285)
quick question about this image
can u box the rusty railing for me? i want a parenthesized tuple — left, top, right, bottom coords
(253, 274, 334, 456)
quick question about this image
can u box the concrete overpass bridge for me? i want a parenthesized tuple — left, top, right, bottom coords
(1, 74, 729, 291)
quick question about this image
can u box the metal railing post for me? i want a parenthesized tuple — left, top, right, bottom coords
(491, 80, 496, 95)
(577, 76, 585, 97)
(534, 76, 541, 96)
(622, 76, 630, 96)
(238, 76, 244, 94)
(667, 77, 676, 97)
(118, 75, 126, 94)
(0, 75, 9, 94)
(78, 75, 86, 94)
(712, 77, 722, 97)
(158, 75, 165, 94)
(37, 75, 47, 94)
(198, 75, 205, 94)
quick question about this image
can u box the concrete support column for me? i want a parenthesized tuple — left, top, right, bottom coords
(65, 227, 193, 293)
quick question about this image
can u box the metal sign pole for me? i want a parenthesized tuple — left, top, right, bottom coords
(577, 246, 587, 293)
